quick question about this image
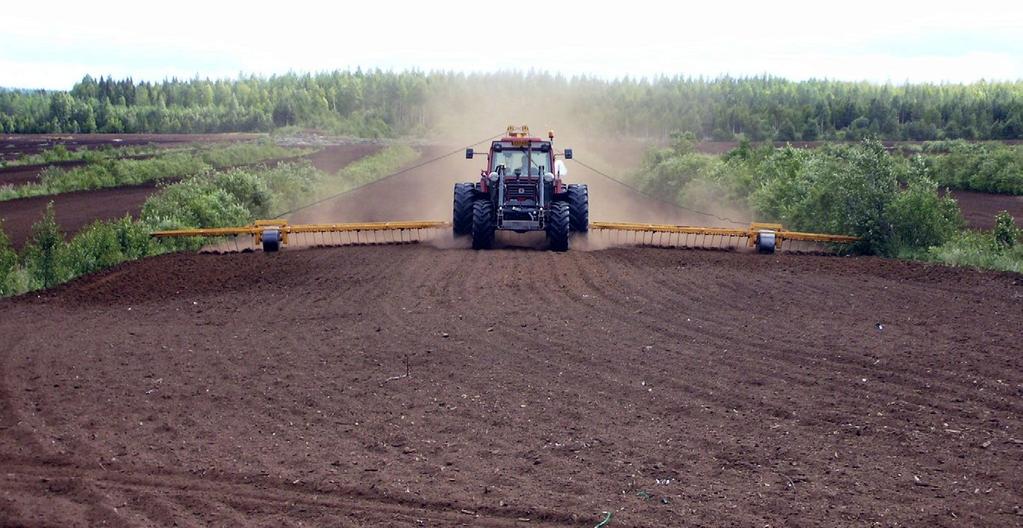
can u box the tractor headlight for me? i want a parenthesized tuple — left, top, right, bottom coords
(488, 172, 499, 184)
(543, 172, 554, 184)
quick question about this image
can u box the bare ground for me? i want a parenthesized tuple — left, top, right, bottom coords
(1, 143, 1022, 526)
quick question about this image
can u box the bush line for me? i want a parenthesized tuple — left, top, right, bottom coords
(0, 141, 311, 201)
(632, 135, 1022, 271)
(0, 144, 418, 297)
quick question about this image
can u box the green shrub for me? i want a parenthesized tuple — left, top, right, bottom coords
(745, 141, 905, 254)
(634, 148, 725, 204)
(334, 144, 418, 189)
(261, 161, 323, 214)
(21, 203, 69, 289)
(887, 163, 963, 250)
(142, 179, 251, 231)
(140, 160, 328, 251)
(0, 223, 17, 296)
(41, 145, 73, 163)
(111, 215, 154, 259)
(216, 169, 274, 217)
(65, 221, 125, 277)
(993, 211, 1021, 249)
(62, 215, 155, 278)
(1, 160, 327, 297)
(198, 140, 306, 167)
(923, 230, 1023, 274)
(924, 142, 1023, 194)
(629, 140, 962, 256)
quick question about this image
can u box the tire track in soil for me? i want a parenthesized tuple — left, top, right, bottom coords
(1, 462, 575, 527)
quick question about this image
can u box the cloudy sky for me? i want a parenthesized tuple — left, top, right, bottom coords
(2, 0, 1021, 89)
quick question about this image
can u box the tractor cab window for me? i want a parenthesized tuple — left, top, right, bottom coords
(492, 148, 552, 177)
(492, 149, 527, 175)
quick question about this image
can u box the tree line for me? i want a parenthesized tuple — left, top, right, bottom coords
(1, 72, 1022, 140)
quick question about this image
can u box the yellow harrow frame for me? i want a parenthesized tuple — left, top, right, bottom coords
(151, 220, 449, 252)
(151, 219, 859, 254)
(589, 221, 860, 252)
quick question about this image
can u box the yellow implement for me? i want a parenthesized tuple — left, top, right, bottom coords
(151, 219, 858, 253)
(151, 220, 449, 252)
(589, 221, 860, 253)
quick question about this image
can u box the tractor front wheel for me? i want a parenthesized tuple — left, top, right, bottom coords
(566, 184, 589, 232)
(471, 200, 495, 249)
(547, 201, 570, 252)
(453, 183, 475, 235)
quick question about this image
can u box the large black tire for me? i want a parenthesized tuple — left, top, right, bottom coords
(566, 184, 589, 232)
(546, 201, 570, 252)
(471, 200, 495, 250)
(261, 229, 281, 252)
(452, 183, 475, 235)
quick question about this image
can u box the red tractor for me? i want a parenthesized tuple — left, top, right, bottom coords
(453, 126, 588, 251)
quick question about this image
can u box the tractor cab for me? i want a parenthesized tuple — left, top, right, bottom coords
(489, 140, 552, 177)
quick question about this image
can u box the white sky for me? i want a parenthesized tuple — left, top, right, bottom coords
(2, 0, 1022, 89)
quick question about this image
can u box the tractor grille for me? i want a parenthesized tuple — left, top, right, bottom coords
(504, 177, 539, 203)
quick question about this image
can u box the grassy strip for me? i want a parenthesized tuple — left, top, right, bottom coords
(319, 144, 419, 196)
(0, 141, 312, 201)
(0, 161, 324, 295)
(914, 232, 1023, 274)
(0, 144, 171, 168)
(0, 144, 419, 297)
(904, 211, 1023, 273)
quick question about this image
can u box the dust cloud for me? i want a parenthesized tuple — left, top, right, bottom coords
(284, 88, 752, 251)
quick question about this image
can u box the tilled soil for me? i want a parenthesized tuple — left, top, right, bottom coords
(1, 142, 1022, 527)
(948, 190, 1023, 230)
(0, 182, 163, 248)
(1, 246, 1021, 527)
(0, 134, 260, 161)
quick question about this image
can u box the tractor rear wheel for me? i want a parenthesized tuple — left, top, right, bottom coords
(547, 201, 570, 252)
(471, 200, 495, 249)
(566, 184, 589, 232)
(453, 183, 475, 235)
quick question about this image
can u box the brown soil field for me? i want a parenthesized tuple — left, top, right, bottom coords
(0, 143, 380, 249)
(2, 144, 1022, 527)
(0, 133, 261, 162)
(0, 182, 163, 248)
(0, 161, 96, 188)
(947, 190, 1023, 230)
